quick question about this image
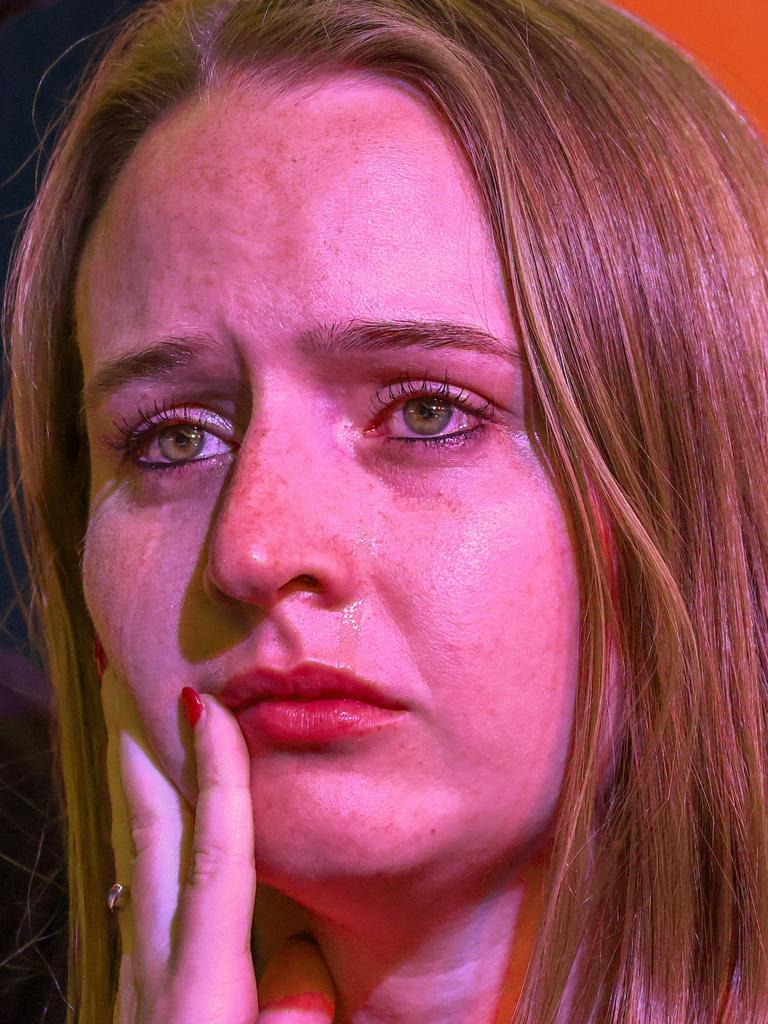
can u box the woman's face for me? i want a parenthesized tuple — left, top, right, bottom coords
(78, 73, 581, 907)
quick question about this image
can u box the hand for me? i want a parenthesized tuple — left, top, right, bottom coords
(101, 664, 337, 1023)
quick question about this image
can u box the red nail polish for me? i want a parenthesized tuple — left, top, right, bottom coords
(258, 992, 336, 1015)
(92, 634, 108, 679)
(181, 687, 204, 729)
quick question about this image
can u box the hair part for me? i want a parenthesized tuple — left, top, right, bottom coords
(3, 0, 767, 1021)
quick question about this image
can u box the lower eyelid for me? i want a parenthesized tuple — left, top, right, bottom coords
(384, 421, 490, 452)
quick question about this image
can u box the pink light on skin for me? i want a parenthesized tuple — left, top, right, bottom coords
(79, 70, 609, 1024)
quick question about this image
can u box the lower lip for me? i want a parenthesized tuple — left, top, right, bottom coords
(236, 699, 406, 747)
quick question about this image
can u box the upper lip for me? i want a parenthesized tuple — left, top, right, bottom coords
(217, 660, 407, 711)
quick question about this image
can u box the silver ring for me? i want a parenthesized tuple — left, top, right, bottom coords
(107, 882, 129, 913)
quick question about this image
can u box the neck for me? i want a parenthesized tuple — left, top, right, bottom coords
(254, 850, 552, 1024)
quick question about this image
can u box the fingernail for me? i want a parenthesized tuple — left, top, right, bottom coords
(258, 934, 336, 1019)
(258, 992, 336, 1015)
(93, 634, 108, 679)
(181, 687, 204, 729)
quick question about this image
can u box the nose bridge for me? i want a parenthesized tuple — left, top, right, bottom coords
(203, 394, 360, 609)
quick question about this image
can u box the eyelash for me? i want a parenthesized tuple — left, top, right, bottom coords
(104, 372, 496, 473)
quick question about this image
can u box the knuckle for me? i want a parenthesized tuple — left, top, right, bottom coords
(128, 809, 163, 855)
(187, 844, 252, 888)
(187, 843, 230, 887)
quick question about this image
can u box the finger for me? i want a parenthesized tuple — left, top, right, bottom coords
(114, 951, 138, 1024)
(104, 665, 195, 983)
(103, 666, 144, 1023)
(102, 665, 137, 959)
(119, 713, 194, 987)
(257, 934, 336, 1023)
(174, 692, 258, 986)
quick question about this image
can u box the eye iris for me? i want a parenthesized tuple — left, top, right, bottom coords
(158, 424, 205, 460)
(402, 397, 453, 436)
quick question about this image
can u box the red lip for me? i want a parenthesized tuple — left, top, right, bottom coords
(217, 660, 407, 712)
(236, 700, 405, 747)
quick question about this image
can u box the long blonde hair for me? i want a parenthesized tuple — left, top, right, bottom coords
(3, 0, 767, 1020)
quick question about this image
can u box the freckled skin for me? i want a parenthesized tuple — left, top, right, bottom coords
(78, 73, 582, 1024)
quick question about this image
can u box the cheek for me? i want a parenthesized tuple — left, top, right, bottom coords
(82, 494, 206, 654)
(410, 461, 580, 687)
(409, 466, 581, 806)
(81, 502, 200, 790)
(81, 505, 130, 644)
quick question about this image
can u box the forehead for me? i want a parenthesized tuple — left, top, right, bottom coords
(76, 72, 508, 364)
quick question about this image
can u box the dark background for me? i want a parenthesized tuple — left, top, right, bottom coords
(1, 0, 140, 664)
(0, 2, 140, 1019)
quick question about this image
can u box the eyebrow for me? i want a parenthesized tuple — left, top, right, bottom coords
(80, 317, 521, 417)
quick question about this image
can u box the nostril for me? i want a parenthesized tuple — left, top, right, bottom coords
(281, 573, 322, 594)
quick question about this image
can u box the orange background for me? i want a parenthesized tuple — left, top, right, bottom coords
(613, 0, 767, 139)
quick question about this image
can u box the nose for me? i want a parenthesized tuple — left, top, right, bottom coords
(202, 407, 361, 613)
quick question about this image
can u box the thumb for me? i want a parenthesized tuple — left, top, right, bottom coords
(257, 932, 337, 1023)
